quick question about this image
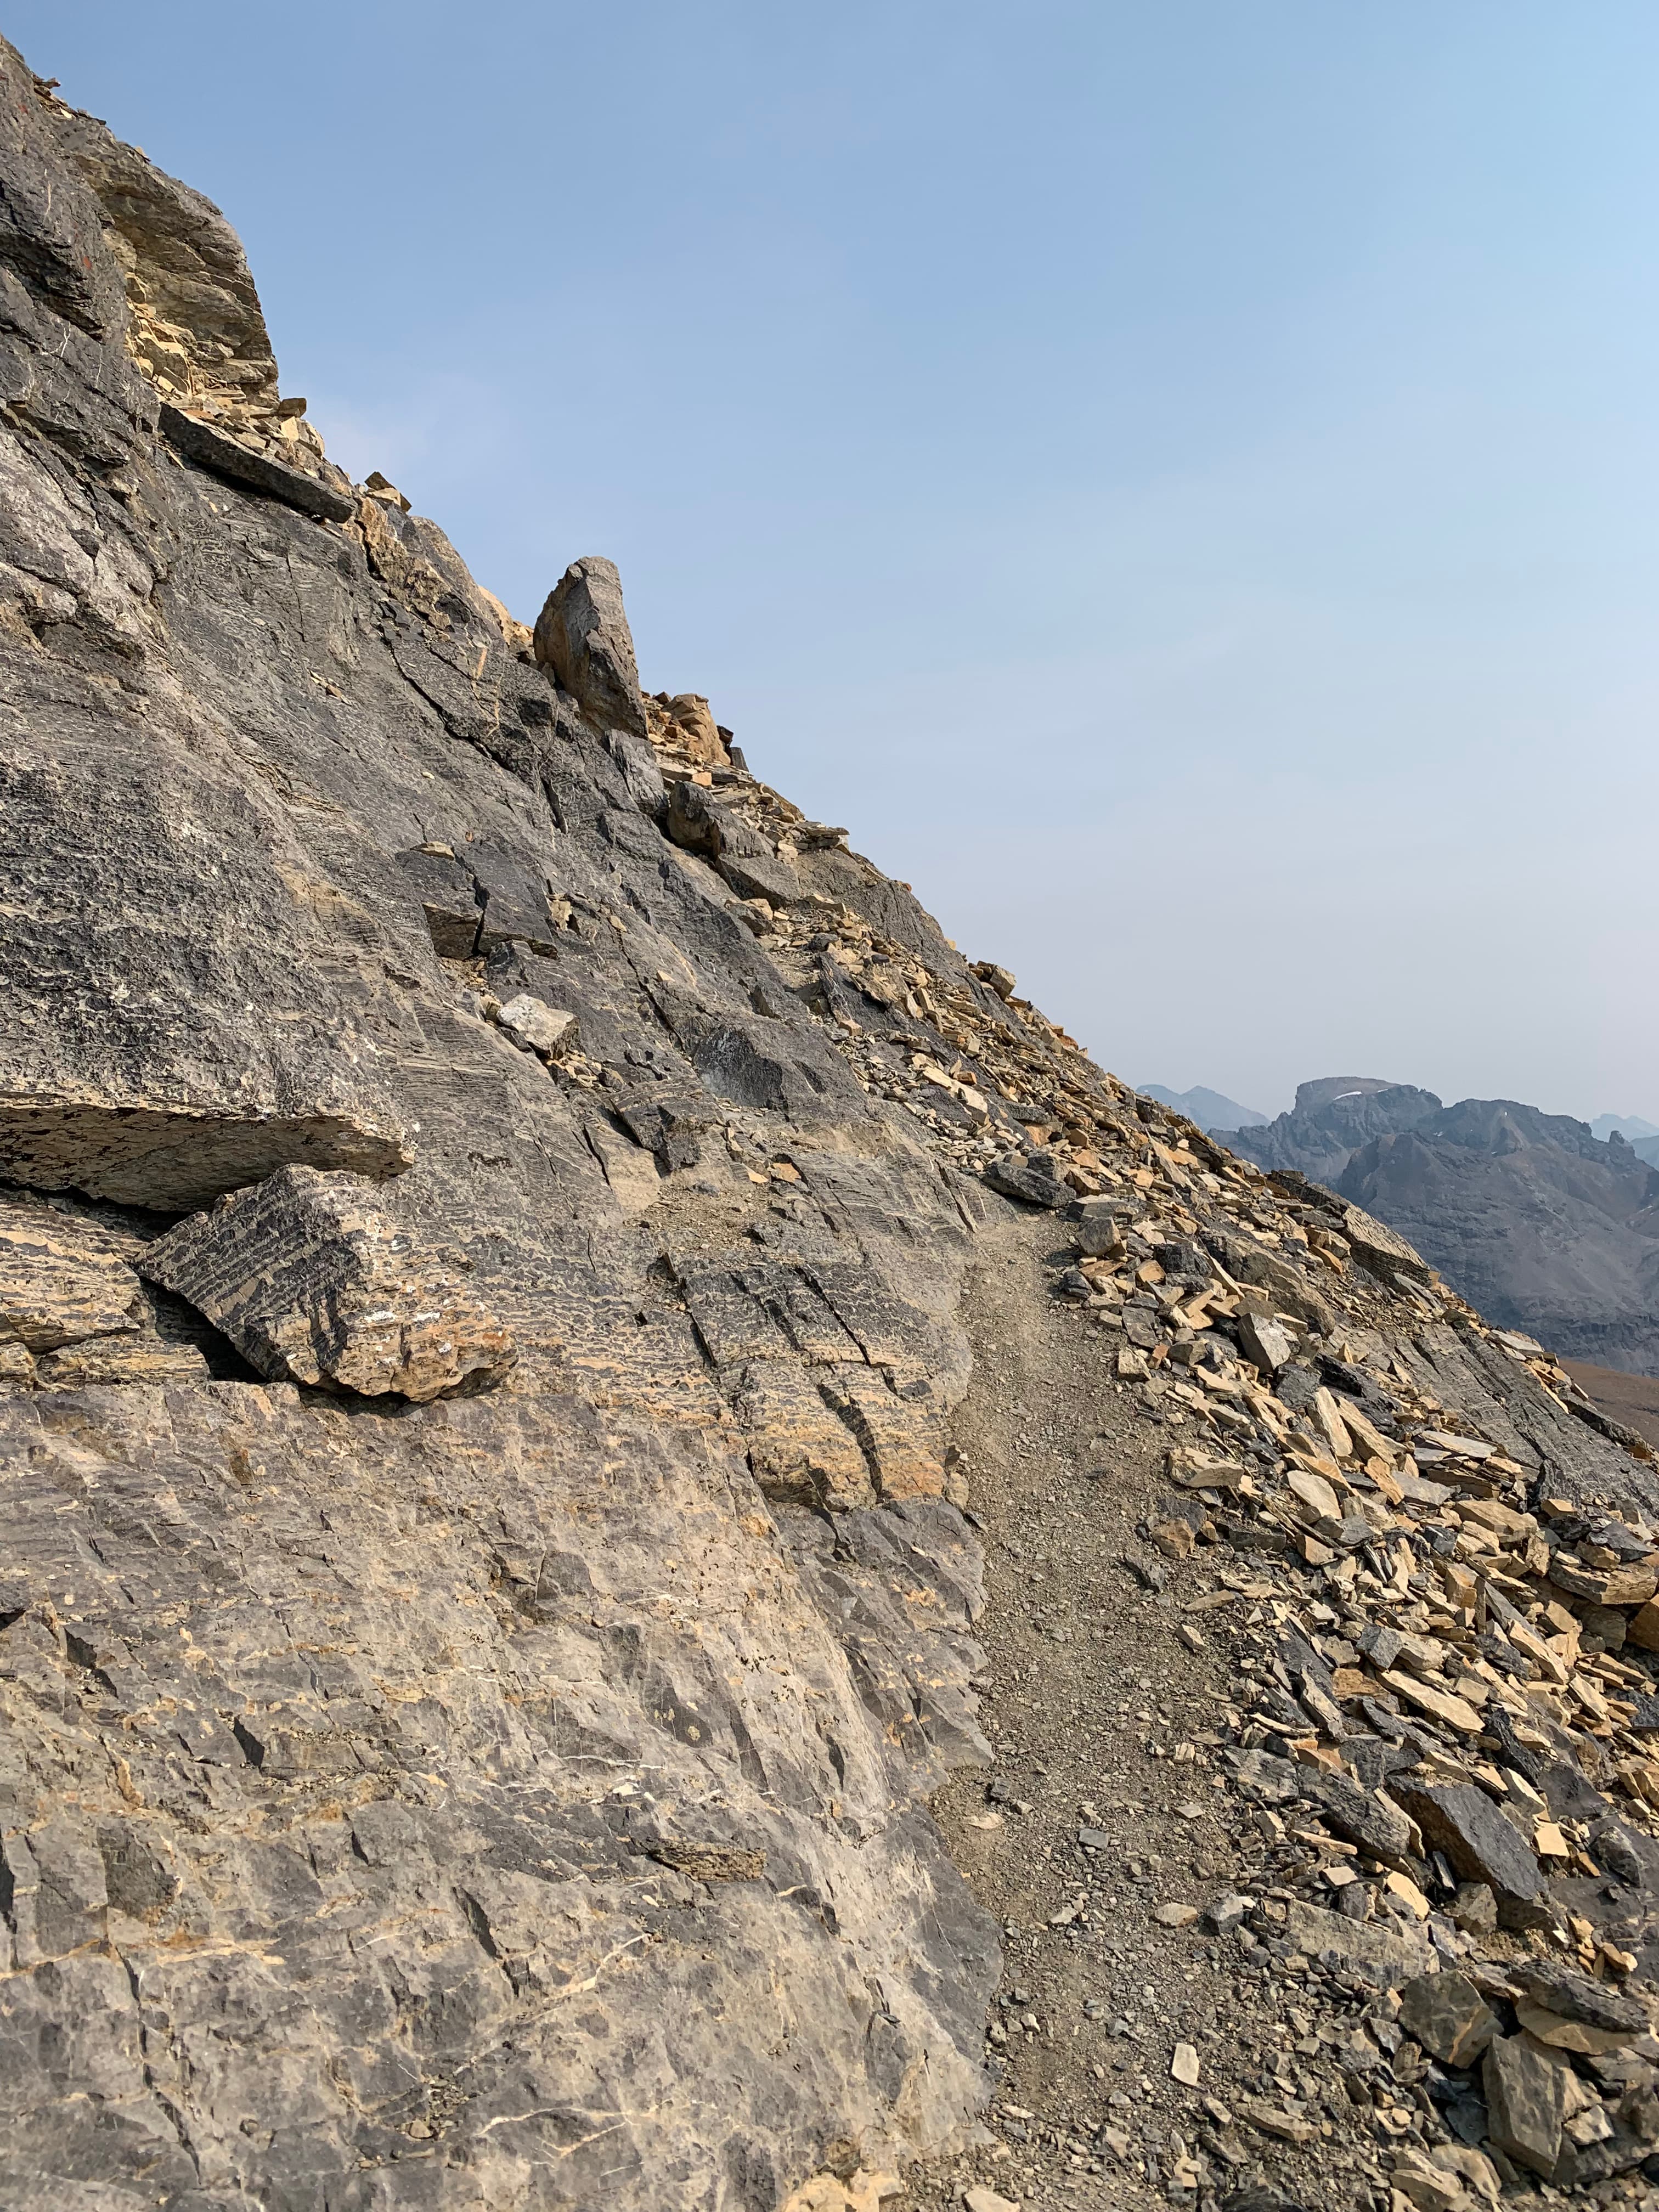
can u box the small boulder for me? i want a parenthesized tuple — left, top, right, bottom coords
(1448, 1881, 1498, 1933)
(495, 994, 579, 1060)
(533, 555, 646, 735)
(1510, 1959, 1644, 2037)
(1391, 1778, 1545, 1925)
(140, 1165, 514, 1403)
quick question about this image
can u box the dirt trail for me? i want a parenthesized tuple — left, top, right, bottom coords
(906, 1213, 1401, 2212)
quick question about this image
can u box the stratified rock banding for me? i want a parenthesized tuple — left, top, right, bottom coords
(3, 32, 1659, 2212)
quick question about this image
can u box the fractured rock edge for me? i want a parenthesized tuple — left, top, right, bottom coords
(0, 33, 1656, 2212)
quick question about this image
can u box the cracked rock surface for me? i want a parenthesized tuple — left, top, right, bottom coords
(4, 32, 1659, 2212)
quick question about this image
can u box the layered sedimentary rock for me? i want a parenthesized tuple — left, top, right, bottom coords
(0, 45, 1003, 2209)
(6, 36, 1659, 2212)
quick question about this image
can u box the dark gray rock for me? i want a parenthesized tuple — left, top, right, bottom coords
(534, 553, 648, 735)
(1397, 1970, 1499, 2067)
(160, 402, 356, 521)
(984, 1154, 1070, 1209)
(0, 41, 1006, 2204)
(1483, 2033, 1565, 2177)
(1511, 1959, 1645, 2035)
(1390, 1778, 1546, 1926)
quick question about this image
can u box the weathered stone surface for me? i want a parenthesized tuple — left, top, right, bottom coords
(1237, 1307, 1295, 1373)
(160, 401, 356, 520)
(1511, 1959, 1645, 2036)
(664, 691, 728, 765)
(1339, 1200, 1434, 1284)
(1281, 1897, 1431, 1987)
(495, 991, 579, 1059)
(1397, 1970, 1499, 2067)
(1483, 2032, 1566, 2176)
(140, 1165, 515, 1402)
(0, 1204, 143, 1353)
(7, 31, 1659, 2211)
(534, 553, 648, 735)
(0, 1380, 995, 2210)
(984, 1152, 1070, 1208)
(1391, 1778, 1544, 1923)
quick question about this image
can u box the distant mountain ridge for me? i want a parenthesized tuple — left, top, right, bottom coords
(1139, 1082, 1267, 1128)
(1207, 1079, 1659, 1378)
(1593, 1113, 1659, 1143)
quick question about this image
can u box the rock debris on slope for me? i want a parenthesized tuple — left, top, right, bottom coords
(1, 36, 1658, 2212)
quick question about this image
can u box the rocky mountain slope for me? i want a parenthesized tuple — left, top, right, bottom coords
(1216, 1088, 1659, 1381)
(9, 39, 1659, 2212)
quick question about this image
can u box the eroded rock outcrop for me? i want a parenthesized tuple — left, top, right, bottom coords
(6, 35, 1659, 2212)
(140, 1164, 516, 1401)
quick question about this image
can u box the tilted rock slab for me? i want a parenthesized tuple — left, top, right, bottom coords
(141, 1165, 515, 1401)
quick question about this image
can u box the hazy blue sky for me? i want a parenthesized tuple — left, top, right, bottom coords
(24, 2, 1659, 1121)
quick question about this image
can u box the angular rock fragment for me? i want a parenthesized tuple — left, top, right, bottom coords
(1483, 2033, 1565, 2176)
(160, 402, 356, 521)
(1281, 1896, 1431, 1986)
(0, 1097, 413, 1215)
(1237, 1308, 1295, 1373)
(984, 1153, 1070, 1209)
(140, 1165, 513, 1402)
(1391, 1778, 1546, 1925)
(1310, 1766, 1415, 1862)
(495, 993, 579, 1060)
(1071, 1198, 1127, 1258)
(1511, 1959, 1644, 2037)
(664, 778, 800, 906)
(533, 554, 647, 735)
(1397, 1970, 1499, 2067)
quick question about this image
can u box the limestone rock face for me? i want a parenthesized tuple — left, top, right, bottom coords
(534, 552, 648, 735)
(0, 41, 1002, 2208)
(140, 1165, 516, 1401)
(13, 32, 1659, 2212)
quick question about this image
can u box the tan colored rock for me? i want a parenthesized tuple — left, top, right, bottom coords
(665, 693, 729, 766)
(140, 1165, 514, 1403)
(731, 1359, 873, 1510)
(495, 992, 579, 1060)
(1483, 2033, 1565, 2176)
(1549, 1553, 1659, 1607)
(0, 1209, 143, 1352)
(1311, 1385, 1353, 1459)
(1398, 1971, 1499, 2066)
(1381, 1669, 1485, 1736)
